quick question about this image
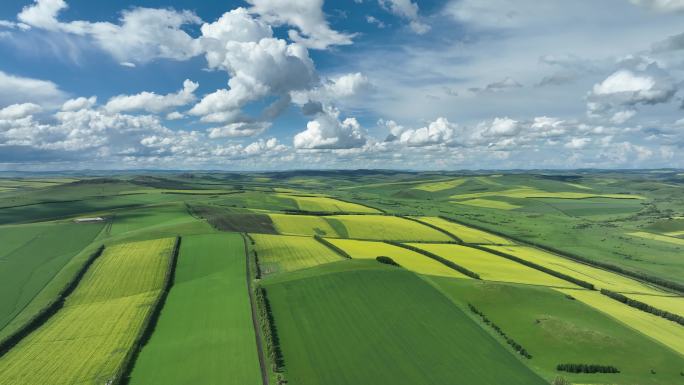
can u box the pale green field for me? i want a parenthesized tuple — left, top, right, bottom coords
(416, 216, 513, 244)
(625, 294, 684, 317)
(453, 198, 521, 210)
(328, 238, 469, 279)
(252, 233, 342, 275)
(450, 188, 644, 200)
(276, 194, 379, 213)
(629, 231, 684, 246)
(409, 243, 578, 288)
(414, 178, 466, 192)
(664, 230, 684, 237)
(556, 289, 684, 356)
(329, 215, 453, 241)
(0, 238, 174, 385)
(486, 245, 670, 296)
(269, 213, 340, 237)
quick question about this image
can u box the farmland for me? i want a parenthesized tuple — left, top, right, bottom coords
(0, 238, 175, 384)
(0, 170, 683, 385)
(128, 234, 262, 385)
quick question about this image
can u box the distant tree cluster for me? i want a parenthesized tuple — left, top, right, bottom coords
(376, 256, 401, 267)
(468, 304, 532, 359)
(556, 363, 619, 374)
(388, 242, 481, 279)
(255, 287, 285, 374)
(600, 289, 684, 326)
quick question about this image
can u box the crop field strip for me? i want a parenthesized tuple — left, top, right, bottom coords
(269, 213, 340, 237)
(324, 215, 453, 241)
(251, 233, 343, 275)
(0, 238, 175, 385)
(454, 198, 522, 210)
(629, 231, 684, 246)
(413, 178, 466, 192)
(415, 216, 514, 244)
(484, 245, 670, 296)
(327, 238, 470, 279)
(129, 233, 262, 385)
(262, 264, 547, 385)
(274, 193, 380, 213)
(449, 187, 645, 200)
(407, 243, 579, 288)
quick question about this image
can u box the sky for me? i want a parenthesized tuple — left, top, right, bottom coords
(0, 0, 683, 171)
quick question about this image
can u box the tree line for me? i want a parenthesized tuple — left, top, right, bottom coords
(468, 244, 595, 290)
(387, 241, 481, 279)
(556, 363, 619, 374)
(468, 304, 532, 359)
(314, 235, 352, 259)
(376, 256, 401, 267)
(600, 289, 684, 326)
(255, 287, 285, 375)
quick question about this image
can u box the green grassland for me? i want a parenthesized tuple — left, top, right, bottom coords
(129, 233, 262, 385)
(252, 233, 343, 275)
(0, 222, 104, 331)
(433, 279, 684, 384)
(262, 262, 547, 385)
(0, 238, 174, 385)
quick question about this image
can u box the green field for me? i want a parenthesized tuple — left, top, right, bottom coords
(129, 233, 262, 385)
(0, 238, 174, 385)
(269, 213, 340, 236)
(0, 222, 103, 331)
(454, 198, 522, 210)
(252, 233, 343, 275)
(276, 193, 380, 213)
(262, 263, 547, 385)
(434, 279, 684, 384)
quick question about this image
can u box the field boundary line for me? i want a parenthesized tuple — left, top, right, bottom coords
(467, 244, 595, 290)
(438, 215, 684, 294)
(600, 289, 684, 327)
(313, 235, 352, 259)
(116, 236, 181, 385)
(0, 244, 105, 357)
(387, 241, 481, 280)
(401, 216, 464, 243)
(242, 233, 271, 385)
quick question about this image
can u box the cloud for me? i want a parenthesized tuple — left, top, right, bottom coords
(105, 80, 198, 114)
(294, 107, 366, 149)
(17, 0, 203, 64)
(630, 0, 684, 12)
(62, 96, 96, 111)
(651, 31, 684, 52)
(0, 70, 67, 107)
(379, 0, 430, 34)
(396, 117, 458, 147)
(587, 63, 677, 119)
(165, 111, 185, 120)
(0, 103, 42, 119)
(246, 0, 354, 49)
(565, 137, 591, 149)
(366, 15, 386, 28)
(207, 121, 271, 138)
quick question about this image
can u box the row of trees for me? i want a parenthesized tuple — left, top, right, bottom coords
(556, 363, 620, 373)
(468, 304, 532, 359)
(469, 244, 595, 290)
(314, 235, 352, 259)
(255, 287, 285, 374)
(388, 241, 481, 279)
(600, 289, 684, 326)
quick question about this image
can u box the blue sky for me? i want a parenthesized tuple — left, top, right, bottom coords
(0, 0, 683, 170)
